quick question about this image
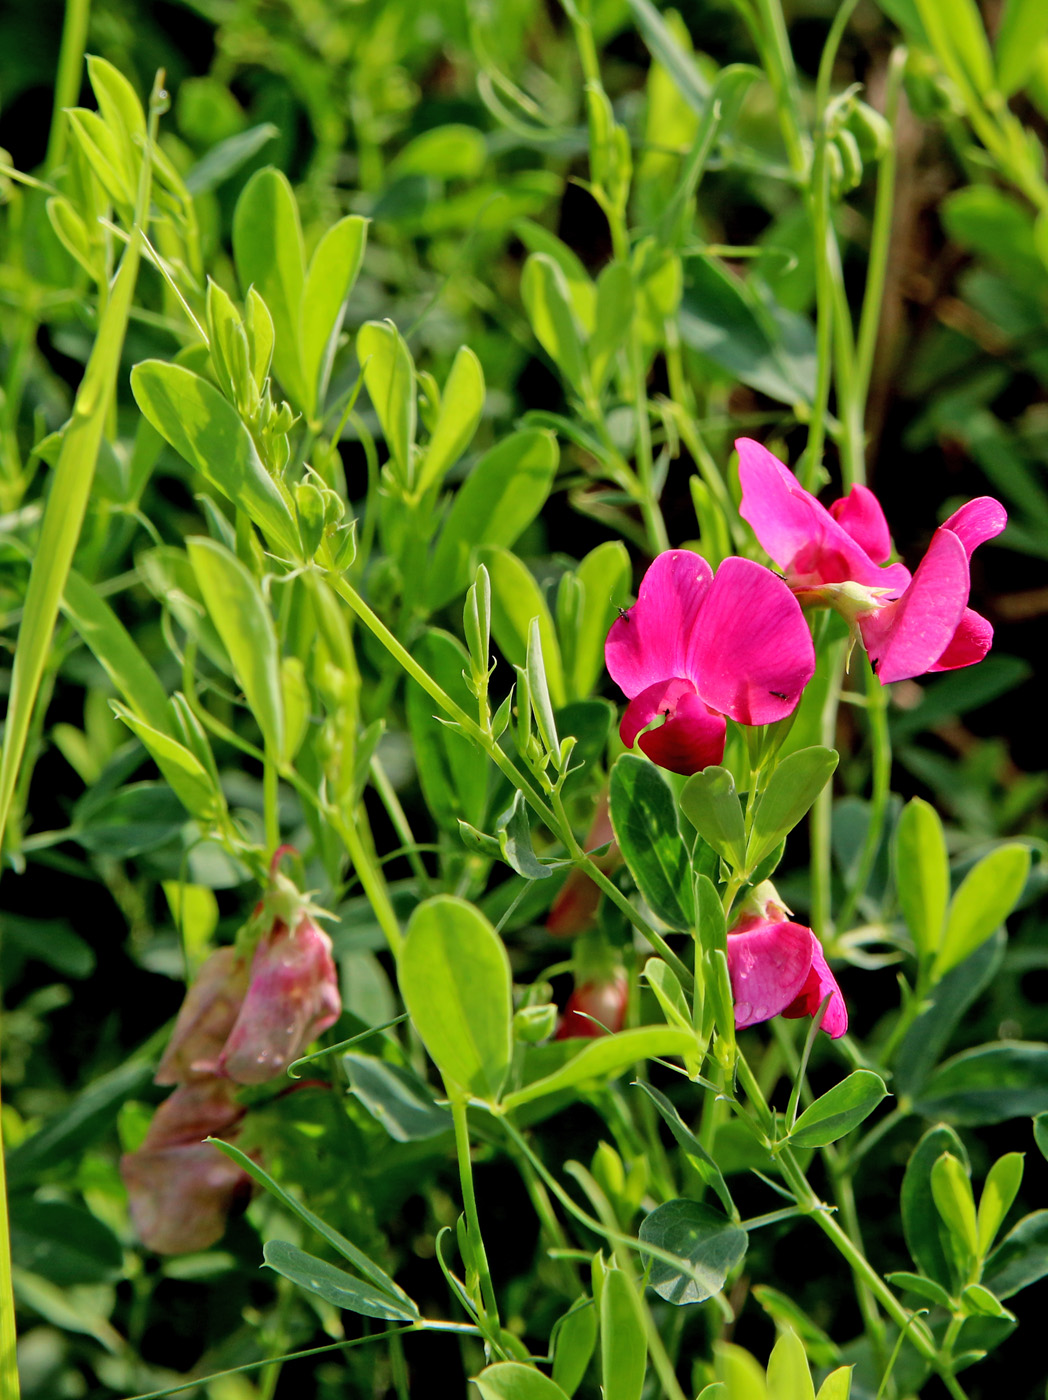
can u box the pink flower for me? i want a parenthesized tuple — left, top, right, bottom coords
(726, 912, 847, 1038)
(216, 912, 341, 1085)
(604, 550, 816, 776)
(736, 437, 1006, 684)
(154, 946, 250, 1085)
(120, 1079, 251, 1254)
(554, 972, 629, 1039)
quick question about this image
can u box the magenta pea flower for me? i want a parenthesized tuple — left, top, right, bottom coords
(727, 909, 848, 1039)
(736, 437, 1006, 684)
(605, 550, 816, 776)
(216, 910, 341, 1085)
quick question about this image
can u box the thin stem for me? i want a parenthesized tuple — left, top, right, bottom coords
(452, 1101, 501, 1328)
(369, 753, 432, 895)
(810, 642, 846, 937)
(328, 805, 403, 959)
(854, 48, 906, 422)
(751, 0, 808, 178)
(837, 662, 892, 930)
(263, 748, 280, 856)
(45, 0, 91, 174)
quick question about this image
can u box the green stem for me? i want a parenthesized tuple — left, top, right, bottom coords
(751, 0, 808, 178)
(369, 753, 432, 895)
(263, 748, 280, 855)
(810, 643, 846, 937)
(452, 1101, 501, 1329)
(853, 48, 906, 427)
(328, 806, 403, 959)
(837, 662, 891, 930)
(45, 0, 92, 174)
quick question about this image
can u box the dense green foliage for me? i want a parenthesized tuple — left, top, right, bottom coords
(1, 1, 1048, 1398)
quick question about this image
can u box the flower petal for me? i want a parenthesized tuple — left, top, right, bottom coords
(829, 484, 892, 562)
(782, 933, 848, 1038)
(688, 557, 816, 725)
(929, 607, 994, 672)
(122, 1141, 250, 1254)
(605, 550, 713, 700)
(859, 528, 970, 684)
(726, 920, 814, 1029)
(942, 497, 1007, 558)
(620, 678, 727, 776)
(155, 946, 249, 1085)
(737, 438, 908, 591)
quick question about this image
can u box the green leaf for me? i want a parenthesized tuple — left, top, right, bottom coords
(935, 843, 1030, 978)
(787, 1071, 888, 1149)
(894, 929, 1005, 1101)
(502, 1027, 698, 1111)
(187, 536, 285, 758)
(601, 1266, 646, 1400)
(983, 1209, 1048, 1298)
(633, 1083, 735, 1219)
(263, 1240, 418, 1322)
(885, 1272, 952, 1307)
(416, 346, 485, 496)
(399, 896, 513, 1102)
(815, 1370, 853, 1400)
(474, 1362, 571, 1400)
(914, 0, 995, 96)
(680, 766, 746, 871)
(6, 1060, 153, 1190)
(977, 1152, 1024, 1256)
(301, 214, 368, 419)
(358, 320, 417, 488)
(715, 1342, 769, 1400)
(74, 782, 187, 856)
(626, 0, 711, 113)
(930, 1153, 978, 1270)
(428, 429, 558, 610)
(766, 1330, 815, 1400)
(610, 754, 694, 930)
(61, 570, 175, 737)
(10, 1200, 123, 1286)
(232, 167, 307, 406)
(995, 0, 1048, 95)
(494, 790, 555, 880)
(527, 616, 560, 757)
(590, 262, 633, 390)
(1034, 1112, 1048, 1162)
(638, 1199, 747, 1305)
(514, 220, 596, 329)
(551, 1298, 597, 1396)
(894, 797, 949, 961)
(0, 188, 143, 861)
(130, 360, 299, 557)
(902, 1124, 970, 1289)
(391, 123, 487, 180)
(913, 1043, 1048, 1125)
(521, 253, 590, 396)
(184, 122, 279, 195)
(641, 959, 692, 1032)
(211, 1138, 414, 1304)
(343, 1052, 452, 1141)
(748, 748, 838, 873)
(679, 258, 814, 407)
(572, 542, 630, 700)
(481, 546, 565, 708)
(113, 703, 224, 822)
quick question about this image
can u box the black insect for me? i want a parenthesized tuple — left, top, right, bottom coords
(769, 690, 788, 700)
(617, 607, 631, 621)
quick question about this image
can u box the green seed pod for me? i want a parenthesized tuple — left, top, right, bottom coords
(513, 1003, 558, 1043)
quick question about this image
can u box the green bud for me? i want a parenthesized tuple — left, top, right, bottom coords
(295, 481, 326, 558)
(514, 1003, 558, 1043)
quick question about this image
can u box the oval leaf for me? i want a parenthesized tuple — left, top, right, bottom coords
(748, 747, 838, 873)
(501, 1027, 698, 1111)
(263, 1240, 418, 1322)
(935, 843, 1030, 978)
(787, 1070, 888, 1149)
(610, 754, 694, 929)
(638, 1199, 747, 1305)
(399, 896, 513, 1102)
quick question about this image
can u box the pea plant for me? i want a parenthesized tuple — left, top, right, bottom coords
(1, 2, 1046, 1399)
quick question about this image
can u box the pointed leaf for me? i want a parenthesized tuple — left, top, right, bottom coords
(748, 747, 838, 872)
(263, 1240, 418, 1321)
(787, 1071, 887, 1149)
(610, 754, 694, 929)
(301, 214, 368, 418)
(416, 346, 485, 496)
(935, 843, 1029, 978)
(233, 167, 307, 405)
